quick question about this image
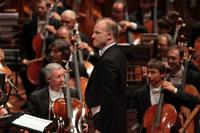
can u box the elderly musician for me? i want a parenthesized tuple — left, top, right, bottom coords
(27, 63, 88, 132)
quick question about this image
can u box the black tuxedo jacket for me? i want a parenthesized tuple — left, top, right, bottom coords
(27, 87, 50, 119)
(85, 44, 127, 133)
(27, 87, 79, 119)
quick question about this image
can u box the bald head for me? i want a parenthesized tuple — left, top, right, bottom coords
(92, 18, 118, 48)
(111, 1, 125, 22)
(55, 26, 70, 43)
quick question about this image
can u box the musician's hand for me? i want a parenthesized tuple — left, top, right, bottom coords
(45, 25, 56, 34)
(51, 12, 61, 21)
(162, 81, 177, 94)
(82, 123, 88, 133)
(119, 20, 129, 33)
(22, 59, 30, 66)
(78, 42, 93, 53)
(95, 129, 101, 133)
(119, 20, 137, 32)
(0, 106, 8, 116)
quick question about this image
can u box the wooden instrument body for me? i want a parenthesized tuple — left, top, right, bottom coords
(143, 103, 177, 133)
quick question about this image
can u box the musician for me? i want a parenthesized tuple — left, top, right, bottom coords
(132, 59, 200, 132)
(166, 45, 200, 92)
(85, 18, 127, 133)
(157, 16, 175, 36)
(20, 0, 61, 108)
(129, 0, 162, 33)
(38, 38, 88, 89)
(61, 9, 91, 44)
(111, 0, 147, 44)
(156, 33, 173, 67)
(27, 63, 88, 132)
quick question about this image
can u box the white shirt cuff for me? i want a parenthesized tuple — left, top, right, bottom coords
(130, 22, 137, 30)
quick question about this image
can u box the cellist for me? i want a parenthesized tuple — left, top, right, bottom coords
(132, 59, 200, 132)
(166, 45, 200, 93)
(26, 63, 88, 133)
(166, 45, 200, 132)
(20, 0, 61, 107)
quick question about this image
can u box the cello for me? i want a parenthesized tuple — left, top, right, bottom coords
(143, 89, 177, 133)
(176, 47, 200, 133)
(52, 61, 87, 133)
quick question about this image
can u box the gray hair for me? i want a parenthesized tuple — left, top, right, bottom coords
(43, 63, 63, 78)
(61, 10, 77, 21)
(158, 33, 173, 46)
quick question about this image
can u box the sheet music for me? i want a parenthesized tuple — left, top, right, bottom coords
(12, 114, 52, 132)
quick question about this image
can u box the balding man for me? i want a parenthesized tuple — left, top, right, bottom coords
(85, 18, 127, 133)
(61, 10, 91, 44)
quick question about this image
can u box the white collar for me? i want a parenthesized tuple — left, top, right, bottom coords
(170, 65, 184, 78)
(100, 42, 116, 56)
(49, 87, 64, 102)
(150, 85, 161, 94)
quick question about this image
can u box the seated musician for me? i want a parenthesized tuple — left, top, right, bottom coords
(156, 33, 173, 67)
(132, 59, 200, 132)
(111, 0, 147, 44)
(166, 45, 200, 92)
(61, 9, 91, 44)
(26, 63, 88, 133)
(38, 38, 88, 89)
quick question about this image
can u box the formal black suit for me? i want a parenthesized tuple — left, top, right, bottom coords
(85, 44, 127, 133)
(26, 87, 50, 119)
(27, 86, 79, 119)
(185, 68, 200, 93)
(133, 85, 199, 131)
